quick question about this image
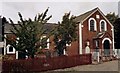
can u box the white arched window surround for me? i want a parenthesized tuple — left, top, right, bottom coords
(102, 38, 112, 44)
(7, 44, 16, 54)
(88, 18, 97, 31)
(100, 19, 107, 31)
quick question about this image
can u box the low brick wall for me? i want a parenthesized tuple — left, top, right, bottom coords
(2, 54, 92, 72)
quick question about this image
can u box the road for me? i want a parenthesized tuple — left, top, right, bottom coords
(54, 60, 119, 71)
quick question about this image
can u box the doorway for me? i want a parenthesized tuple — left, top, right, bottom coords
(103, 40, 110, 56)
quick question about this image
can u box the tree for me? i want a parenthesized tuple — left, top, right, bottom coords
(106, 12, 120, 49)
(1, 17, 8, 41)
(106, 12, 118, 25)
(114, 18, 120, 49)
(53, 12, 77, 56)
(7, 8, 52, 59)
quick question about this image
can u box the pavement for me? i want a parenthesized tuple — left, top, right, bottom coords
(54, 60, 119, 71)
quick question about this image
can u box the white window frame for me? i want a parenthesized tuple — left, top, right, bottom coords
(40, 36, 50, 49)
(88, 18, 97, 31)
(100, 19, 107, 32)
(6, 44, 16, 54)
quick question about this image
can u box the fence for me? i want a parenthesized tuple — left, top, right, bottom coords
(114, 49, 120, 58)
(2, 54, 92, 72)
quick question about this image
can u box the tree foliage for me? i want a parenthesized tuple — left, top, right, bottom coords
(106, 12, 120, 49)
(114, 18, 120, 49)
(53, 12, 77, 56)
(8, 8, 52, 59)
(1, 17, 8, 41)
(106, 12, 118, 25)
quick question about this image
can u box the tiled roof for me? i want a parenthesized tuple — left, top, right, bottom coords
(4, 23, 57, 34)
(74, 7, 98, 23)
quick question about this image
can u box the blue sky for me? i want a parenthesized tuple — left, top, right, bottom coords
(0, 0, 119, 23)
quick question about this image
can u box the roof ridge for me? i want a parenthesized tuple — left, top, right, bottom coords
(74, 7, 99, 23)
(77, 7, 98, 17)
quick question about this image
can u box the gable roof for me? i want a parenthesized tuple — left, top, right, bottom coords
(74, 7, 97, 23)
(4, 23, 57, 34)
(74, 7, 113, 27)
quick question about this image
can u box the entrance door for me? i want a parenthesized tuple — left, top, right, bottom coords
(103, 40, 110, 56)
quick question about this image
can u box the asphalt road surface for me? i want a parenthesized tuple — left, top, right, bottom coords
(54, 60, 119, 71)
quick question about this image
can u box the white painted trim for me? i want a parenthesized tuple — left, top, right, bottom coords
(63, 49, 66, 55)
(112, 27, 115, 51)
(81, 8, 113, 28)
(16, 51, 18, 59)
(79, 23, 82, 54)
(6, 44, 16, 54)
(88, 18, 97, 31)
(100, 19, 107, 31)
(97, 8, 113, 28)
(82, 9, 97, 23)
(4, 35, 6, 55)
(102, 38, 112, 44)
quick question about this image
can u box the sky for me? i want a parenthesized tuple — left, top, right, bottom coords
(118, 1, 120, 17)
(0, 0, 120, 23)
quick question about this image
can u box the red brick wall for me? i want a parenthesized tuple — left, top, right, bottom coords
(82, 10, 113, 54)
(48, 26, 79, 56)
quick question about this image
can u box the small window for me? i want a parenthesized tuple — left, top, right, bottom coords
(40, 36, 49, 49)
(88, 18, 97, 31)
(9, 46, 13, 52)
(101, 21, 105, 31)
(100, 20, 107, 32)
(90, 20, 94, 31)
(96, 15, 100, 19)
(95, 40, 99, 47)
(7, 44, 15, 54)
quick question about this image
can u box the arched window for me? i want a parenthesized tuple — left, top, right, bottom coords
(100, 20, 107, 32)
(90, 20, 94, 31)
(88, 18, 97, 31)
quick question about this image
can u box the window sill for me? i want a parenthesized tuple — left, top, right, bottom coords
(7, 52, 15, 54)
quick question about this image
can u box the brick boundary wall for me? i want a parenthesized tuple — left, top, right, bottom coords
(2, 54, 92, 72)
